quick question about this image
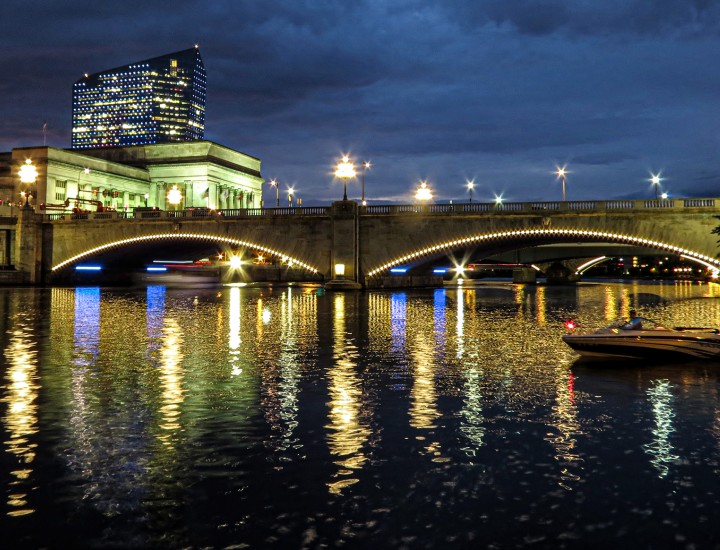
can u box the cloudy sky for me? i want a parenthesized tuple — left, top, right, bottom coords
(3, 0, 720, 205)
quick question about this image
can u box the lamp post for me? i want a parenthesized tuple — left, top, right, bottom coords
(18, 159, 38, 209)
(361, 161, 371, 205)
(269, 179, 280, 207)
(167, 184, 183, 211)
(415, 180, 433, 203)
(143, 193, 149, 207)
(288, 186, 295, 207)
(466, 179, 474, 202)
(555, 166, 568, 202)
(650, 173, 662, 199)
(335, 156, 356, 201)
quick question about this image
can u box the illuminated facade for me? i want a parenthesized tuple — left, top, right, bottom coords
(72, 47, 206, 149)
(0, 142, 263, 212)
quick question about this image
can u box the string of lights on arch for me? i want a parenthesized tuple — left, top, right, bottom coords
(52, 233, 320, 274)
(366, 228, 720, 277)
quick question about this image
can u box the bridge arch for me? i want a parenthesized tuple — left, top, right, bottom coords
(51, 232, 322, 274)
(366, 228, 720, 277)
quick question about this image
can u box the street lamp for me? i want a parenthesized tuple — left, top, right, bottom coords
(269, 179, 280, 207)
(288, 186, 295, 207)
(167, 184, 183, 211)
(555, 165, 568, 202)
(361, 161, 371, 205)
(143, 193, 149, 207)
(466, 179, 474, 202)
(18, 159, 38, 209)
(650, 173, 662, 199)
(335, 156, 356, 201)
(415, 180, 433, 202)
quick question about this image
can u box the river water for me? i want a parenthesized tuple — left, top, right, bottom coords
(2, 281, 720, 549)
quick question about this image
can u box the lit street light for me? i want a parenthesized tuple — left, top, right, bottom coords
(415, 180, 433, 202)
(466, 179, 475, 202)
(650, 173, 662, 199)
(144, 193, 149, 207)
(269, 179, 280, 207)
(288, 186, 295, 207)
(335, 156, 356, 201)
(555, 165, 568, 202)
(18, 158, 38, 209)
(361, 161, 371, 205)
(167, 184, 183, 211)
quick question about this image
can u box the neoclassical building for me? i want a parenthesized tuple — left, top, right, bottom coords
(0, 141, 263, 212)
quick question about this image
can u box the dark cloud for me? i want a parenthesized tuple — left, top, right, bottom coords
(2, 0, 720, 203)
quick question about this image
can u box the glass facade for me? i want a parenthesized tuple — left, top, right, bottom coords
(72, 48, 206, 149)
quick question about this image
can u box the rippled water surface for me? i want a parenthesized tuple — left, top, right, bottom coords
(2, 281, 720, 548)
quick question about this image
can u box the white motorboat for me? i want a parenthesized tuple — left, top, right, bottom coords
(562, 321, 720, 360)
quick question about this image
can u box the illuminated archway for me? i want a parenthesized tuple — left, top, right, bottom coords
(367, 228, 720, 278)
(52, 232, 320, 274)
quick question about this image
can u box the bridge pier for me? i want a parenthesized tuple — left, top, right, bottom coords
(15, 207, 44, 284)
(325, 200, 363, 289)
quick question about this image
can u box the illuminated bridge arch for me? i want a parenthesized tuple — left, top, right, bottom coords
(52, 232, 321, 274)
(366, 228, 720, 277)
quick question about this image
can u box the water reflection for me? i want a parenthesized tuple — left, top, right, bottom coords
(644, 379, 679, 478)
(1, 282, 719, 548)
(158, 318, 185, 441)
(2, 314, 39, 516)
(326, 293, 370, 494)
(546, 371, 582, 489)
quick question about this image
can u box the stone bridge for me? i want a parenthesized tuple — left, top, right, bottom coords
(4, 197, 720, 286)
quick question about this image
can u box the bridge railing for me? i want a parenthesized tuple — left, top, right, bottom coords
(41, 198, 717, 221)
(363, 198, 716, 215)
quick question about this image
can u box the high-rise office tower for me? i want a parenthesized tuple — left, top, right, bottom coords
(71, 47, 206, 148)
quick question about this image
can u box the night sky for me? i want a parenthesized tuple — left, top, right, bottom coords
(3, 1, 720, 205)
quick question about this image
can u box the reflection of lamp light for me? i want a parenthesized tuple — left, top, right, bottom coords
(18, 159, 38, 209)
(335, 156, 356, 201)
(335, 263, 346, 278)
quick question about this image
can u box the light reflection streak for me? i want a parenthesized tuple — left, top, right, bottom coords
(263, 290, 301, 457)
(326, 293, 370, 494)
(2, 320, 39, 516)
(228, 286, 242, 376)
(390, 293, 407, 354)
(455, 289, 465, 358)
(546, 370, 582, 490)
(409, 300, 446, 462)
(644, 379, 679, 478)
(460, 367, 485, 453)
(158, 318, 185, 443)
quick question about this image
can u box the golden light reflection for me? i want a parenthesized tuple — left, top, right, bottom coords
(546, 370, 582, 490)
(2, 324, 39, 516)
(228, 286, 242, 376)
(158, 318, 186, 443)
(326, 293, 370, 494)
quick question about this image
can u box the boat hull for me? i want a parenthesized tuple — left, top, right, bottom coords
(563, 329, 720, 360)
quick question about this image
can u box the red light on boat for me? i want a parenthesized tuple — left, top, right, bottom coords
(565, 320, 576, 330)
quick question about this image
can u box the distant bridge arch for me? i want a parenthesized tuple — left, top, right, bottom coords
(365, 228, 720, 277)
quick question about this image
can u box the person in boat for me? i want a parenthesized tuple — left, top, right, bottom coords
(620, 309, 643, 330)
